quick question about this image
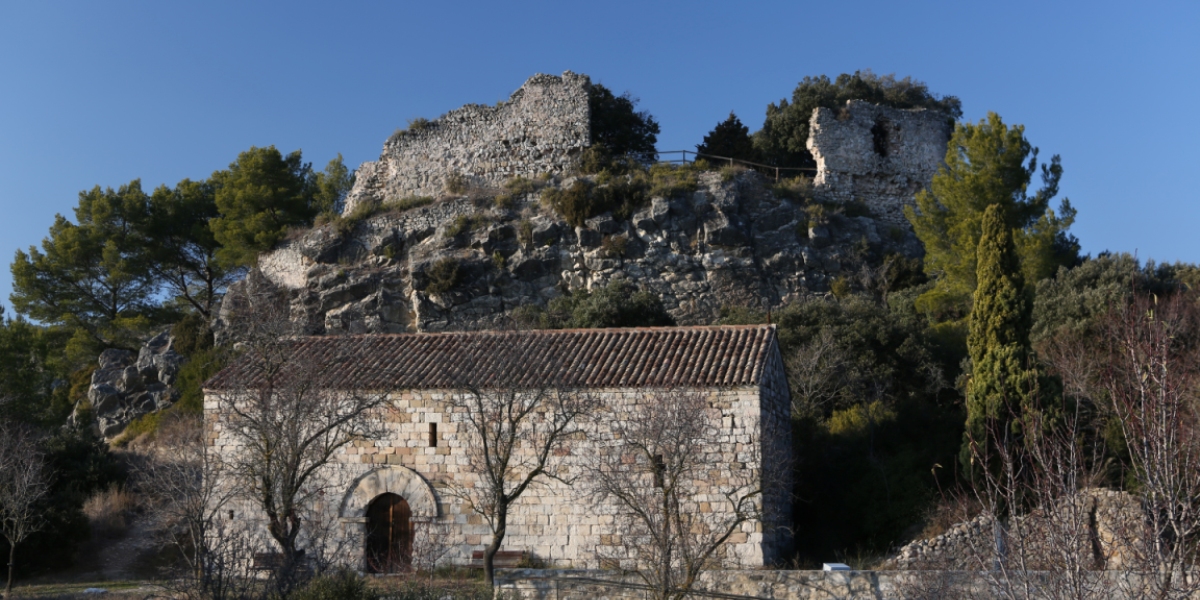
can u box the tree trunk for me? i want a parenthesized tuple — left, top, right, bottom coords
(485, 498, 508, 586)
(6, 542, 15, 599)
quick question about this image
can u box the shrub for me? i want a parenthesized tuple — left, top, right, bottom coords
(292, 570, 378, 600)
(600, 235, 628, 258)
(806, 203, 830, 228)
(773, 176, 814, 202)
(444, 213, 487, 238)
(719, 163, 749, 182)
(516, 219, 534, 247)
(543, 176, 650, 228)
(83, 484, 136, 539)
(842, 199, 874, 218)
(425, 258, 462, 295)
(530, 281, 675, 329)
(830, 276, 852, 298)
(491, 251, 506, 270)
(444, 172, 469, 195)
(648, 162, 700, 198)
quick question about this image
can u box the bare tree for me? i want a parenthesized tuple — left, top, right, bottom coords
(442, 331, 597, 586)
(786, 329, 850, 418)
(959, 394, 1119, 600)
(210, 284, 389, 592)
(582, 389, 771, 600)
(134, 412, 255, 600)
(1097, 292, 1200, 599)
(0, 419, 51, 599)
(409, 518, 455, 580)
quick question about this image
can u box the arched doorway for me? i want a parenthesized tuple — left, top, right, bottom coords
(365, 493, 412, 573)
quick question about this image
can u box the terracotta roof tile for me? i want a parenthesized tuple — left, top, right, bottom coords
(205, 325, 777, 391)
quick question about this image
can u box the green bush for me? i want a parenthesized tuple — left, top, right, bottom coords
(719, 164, 749, 182)
(525, 281, 674, 329)
(647, 162, 700, 198)
(542, 176, 649, 228)
(494, 176, 538, 209)
(444, 213, 487, 238)
(516, 220, 534, 247)
(772, 176, 814, 202)
(291, 570, 378, 600)
(425, 258, 462, 295)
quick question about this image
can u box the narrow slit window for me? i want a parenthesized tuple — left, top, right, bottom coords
(429, 422, 438, 447)
(652, 454, 665, 488)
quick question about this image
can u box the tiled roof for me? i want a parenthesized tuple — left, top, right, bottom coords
(205, 325, 777, 391)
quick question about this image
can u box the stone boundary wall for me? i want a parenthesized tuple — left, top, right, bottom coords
(342, 72, 591, 214)
(807, 100, 952, 227)
(495, 568, 1186, 600)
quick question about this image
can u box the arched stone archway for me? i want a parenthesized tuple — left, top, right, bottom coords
(339, 466, 438, 521)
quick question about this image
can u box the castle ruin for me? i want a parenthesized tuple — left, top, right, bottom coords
(807, 100, 953, 226)
(342, 72, 592, 214)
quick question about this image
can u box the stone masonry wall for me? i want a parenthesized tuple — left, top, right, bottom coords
(342, 72, 591, 214)
(807, 100, 952, 226)
(204, 384, 789, 570)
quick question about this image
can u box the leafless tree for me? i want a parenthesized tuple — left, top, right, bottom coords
(210, 283, 389, 593)
(786, 329, 850, 419)
(134, 412, 256, 600)
(582, 389, 773, 600)
(1096, 292, 1200, 599)
(442, 330, 597, 586)
(409, 518, 455, 580)
(958, 394, 1119, 600)
(0, 418, 51, 599)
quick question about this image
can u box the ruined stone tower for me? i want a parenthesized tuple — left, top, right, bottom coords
(807, 100, 953, 226)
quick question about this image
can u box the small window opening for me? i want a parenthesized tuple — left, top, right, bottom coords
(429, 423, 438, 447)
(228, 510, 235, 520)
(871, 118, 890, 157)
(652, 454, 665, 488)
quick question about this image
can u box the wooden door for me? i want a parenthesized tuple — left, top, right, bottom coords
(365, 493, 412, 573)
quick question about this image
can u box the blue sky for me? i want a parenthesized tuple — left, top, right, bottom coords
(1, 1, 1197, 313)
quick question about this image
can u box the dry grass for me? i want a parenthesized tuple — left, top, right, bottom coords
(83, 484, 138, 539)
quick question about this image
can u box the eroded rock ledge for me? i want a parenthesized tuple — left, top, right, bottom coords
(222, 170, 923, 336)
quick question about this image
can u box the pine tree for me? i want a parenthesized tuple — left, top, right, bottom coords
(963, 203, 1039, 466)
(906, 112, 1078, 321)
(695, 112, 757, 163)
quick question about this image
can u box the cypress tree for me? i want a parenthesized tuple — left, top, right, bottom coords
(962, 203, 1039, 467)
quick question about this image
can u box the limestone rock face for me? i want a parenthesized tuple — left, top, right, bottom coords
(81, 331, 184, 440)
(220, 170, 923, 337)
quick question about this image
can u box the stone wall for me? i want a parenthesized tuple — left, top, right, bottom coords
(495, 568, 1177, 600)
(204, 383, 790, 570)
(342, 72, 591, 214)
(807, 100, 952, 226)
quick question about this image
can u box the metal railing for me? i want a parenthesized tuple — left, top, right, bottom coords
(656, 150, 818, 182)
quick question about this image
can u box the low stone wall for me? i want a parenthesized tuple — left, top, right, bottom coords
(495, 568, 1192, 600)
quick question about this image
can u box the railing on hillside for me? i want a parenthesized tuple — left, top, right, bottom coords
(657, 150, 818, 182)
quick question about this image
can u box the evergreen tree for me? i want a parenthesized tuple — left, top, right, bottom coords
(963, 204, 1039, 466)
(587, 84, 660, 164)
(210, 146, 317, 267)
(311, 154, 355, 216)
(695, 112, 757, 163)
(144, 178, 234, 319)
(906, 112, 1079, 320)
(10, 180, 158, 351)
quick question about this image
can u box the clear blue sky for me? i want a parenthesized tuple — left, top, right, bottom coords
(1, 1, 1197, 313)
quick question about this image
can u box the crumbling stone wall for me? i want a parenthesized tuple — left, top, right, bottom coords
(807, 100, 952, 226)
(342, 72, 591, 214)
(204, 383, 791, 570)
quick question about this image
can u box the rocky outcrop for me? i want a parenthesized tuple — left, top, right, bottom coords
(83, 331, 184, 439)
(223, 169, 923, 336)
